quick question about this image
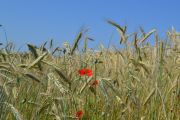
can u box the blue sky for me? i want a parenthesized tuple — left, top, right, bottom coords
(0, 1, 180, 52)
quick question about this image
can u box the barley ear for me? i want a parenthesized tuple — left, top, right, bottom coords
(27, 51, 47, 70)
(140, 30, 156, 44)
(107, 20, 123, 32)
(79, 76, 92, 94)
(27, 43, 38, 58)
(116, 96, 126, 108)
(41, 41, 48, 52)
(52, 47, 59, 55)
(99, 79, 110, 109)
(2, 102, 23, 120)
(50, 38, 53, 49)
(71, 31, 82, 55)
(139, 26, 146, 37)
(102, 79, 122, 99)
(167, 30, 171, 36)
(84, 37, 94, 53)
(117, 28, 126, 44)
(55, 69, 71, 89)
(143, 88, 155, 106)
(84, 27, 90, 33)
(25, 73, 41, 83)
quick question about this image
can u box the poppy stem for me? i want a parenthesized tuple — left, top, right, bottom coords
(94, 61, 97, 119)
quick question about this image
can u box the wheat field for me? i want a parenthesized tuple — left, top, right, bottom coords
(0, 21, 179, 120)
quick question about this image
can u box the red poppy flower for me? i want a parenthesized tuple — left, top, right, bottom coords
(91, 80, 98, 86)
(73, 110, 83, 119)
(78, 69, 93, 76)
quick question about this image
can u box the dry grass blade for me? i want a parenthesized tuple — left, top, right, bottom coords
(143, 88, 155, 106)
(99, 79, 110, 109)
(140, 29, 156, 44)
(1, 102, 23, 120)
(79, 76, 92, 94)
(71, 31, 82, 55)
(25, 73, 41, 83)
(27, 51, 47, 70)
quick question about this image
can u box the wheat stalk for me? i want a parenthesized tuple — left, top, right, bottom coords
(71, 31, 82, 55)
(50, 38, 53, 49)
(0, 102, 23, 120)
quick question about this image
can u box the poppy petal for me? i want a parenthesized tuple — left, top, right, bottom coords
(78, 69, 85, 75)
(78, 69, 93, 76)
(78, 110, 83, 115)
(91, 80, 98, 86)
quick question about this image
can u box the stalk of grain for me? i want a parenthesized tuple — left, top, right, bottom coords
(99, 79, 110, 109)
(27, 51, 47, 70)
(62, 42, 73, 65)
(84, 37, 94, 53)
(107, 20, 123, 32)
(41, 41, 48, 52)
(139, 26, 146, 37)
(48, 73, 68, 94)
(117, 28, 126, 44)
(84, 27, 89, 33)
(102, 79, 122, 99)
(139, 29, 156, 45)
(27, 43, 43, 71)
(1, 102, 23, 120)
(55, 69, 71, 89)
(79, 76, 92, 94)
(52, 47, 59, 55)
(143, 88, 155, 106)
(50, 38, 53, 49)
(71, 31, 82, 55)
(25, 73, 41, 83)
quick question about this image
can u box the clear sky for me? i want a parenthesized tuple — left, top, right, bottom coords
(0, 1, 180, 52)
